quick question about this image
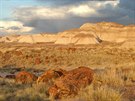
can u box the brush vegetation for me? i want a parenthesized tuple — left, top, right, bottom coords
(0, 43, 135, 101)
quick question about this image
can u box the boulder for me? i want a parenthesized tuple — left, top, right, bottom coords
(48, 66, 94, 99)
(15, 71, 38, 84)
(37, 68, 67, 85)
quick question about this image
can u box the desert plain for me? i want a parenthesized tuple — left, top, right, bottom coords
(0, 22, 135, 101)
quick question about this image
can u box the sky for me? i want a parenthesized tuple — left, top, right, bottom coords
(0, 0, 135, 35)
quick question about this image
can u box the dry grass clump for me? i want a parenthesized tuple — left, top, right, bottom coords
(83, 68, 123, 101)
(15, 83, 49, 101)
(120, 68, 135, 86)
(0, 78, 49, 101)
(93, 68, 124, 89)
(0, 78, 25, 101)
(78, 85, 122, 101)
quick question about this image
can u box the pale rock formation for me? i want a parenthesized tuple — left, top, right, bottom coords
(55, 36, 73, 44)
(55, 29, 99, 44)
(73, 34, 97, 45)
(18, 35, 35, 43)
(121, 39, 135, 48)
(0, 35, 20, 42)
(80, 22, 135, 44)
(0, 22, 135, 48)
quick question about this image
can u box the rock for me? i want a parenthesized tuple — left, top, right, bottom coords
(37, 68, 67, 85)
(13, 51, 23, 56)
(48, 66, 94, 99)
(35, 57, 41, 65)
(5, 74, 15, 79)
(15, 71, 38, 84)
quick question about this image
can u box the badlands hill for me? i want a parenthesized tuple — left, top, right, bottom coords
(0, 22, 135, 47)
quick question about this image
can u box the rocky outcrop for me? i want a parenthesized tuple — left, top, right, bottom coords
(0, 22, 135, 47)
(48, 66, 94, 99)
(15, 71, 38, 84)
(80, 22, 135, 43)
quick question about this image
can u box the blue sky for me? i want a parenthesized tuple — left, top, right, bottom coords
(0, 0, 135, 34)
(0, 0, 50, 20)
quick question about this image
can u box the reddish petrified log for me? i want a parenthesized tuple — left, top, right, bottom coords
(15, 71, 38, 84)
(48, 66, 94, 99)
(37, 68, 67, 85)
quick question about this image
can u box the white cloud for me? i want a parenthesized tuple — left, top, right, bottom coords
(0, 21, 33, 34)
(68, 5, 97, 17)
(68, 1, 119, 17)
(14, 6, 67, 21)
(13, 1, 120, 21)
(34, 7, 66, 19)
